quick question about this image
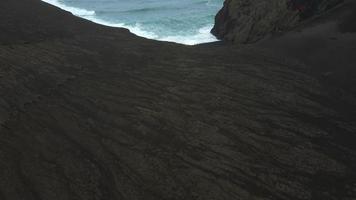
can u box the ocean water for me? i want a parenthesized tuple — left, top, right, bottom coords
(42, 0, 223, 45)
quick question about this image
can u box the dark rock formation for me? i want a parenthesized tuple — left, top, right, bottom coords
(0, 0, 356, 199)
(211, 0, 343, 43)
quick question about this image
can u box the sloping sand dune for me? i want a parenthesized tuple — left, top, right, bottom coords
(0, 0, 355, 199)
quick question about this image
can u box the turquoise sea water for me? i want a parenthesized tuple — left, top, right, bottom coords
(42, 0, 223, 45)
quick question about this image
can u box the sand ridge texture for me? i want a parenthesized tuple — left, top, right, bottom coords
(0, 0, 356, 199)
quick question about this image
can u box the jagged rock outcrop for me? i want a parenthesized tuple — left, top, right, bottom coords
(211, 0, 343, 43)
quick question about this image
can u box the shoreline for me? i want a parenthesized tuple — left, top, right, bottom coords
(41, 0, 219, 45)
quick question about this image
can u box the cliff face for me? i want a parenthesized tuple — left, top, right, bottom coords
(212, 0, 342, 43)
(1, 0, 356, 200)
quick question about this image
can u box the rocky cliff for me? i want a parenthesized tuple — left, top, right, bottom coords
(0, 0, 356, 199)
(212, 0, 343, 43)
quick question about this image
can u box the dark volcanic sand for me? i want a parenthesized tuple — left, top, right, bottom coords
(0, 0, 356, 199)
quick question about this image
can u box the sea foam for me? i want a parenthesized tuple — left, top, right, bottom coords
(41, 0, 218, 45)
(42, 0, 96, 16)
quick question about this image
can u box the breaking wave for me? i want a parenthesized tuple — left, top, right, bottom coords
(41, 0, 220, 45)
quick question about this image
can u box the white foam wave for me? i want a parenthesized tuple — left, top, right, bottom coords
(88, 19, 159, 40)
(41, 0, 217, 45)
(42, 0, 95, 16)
(160, 25, 218, 45)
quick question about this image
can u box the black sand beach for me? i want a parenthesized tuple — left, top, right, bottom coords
(0, 0, 356, 199)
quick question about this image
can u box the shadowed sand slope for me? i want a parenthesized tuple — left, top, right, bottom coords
(0, 0, 356, 199)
